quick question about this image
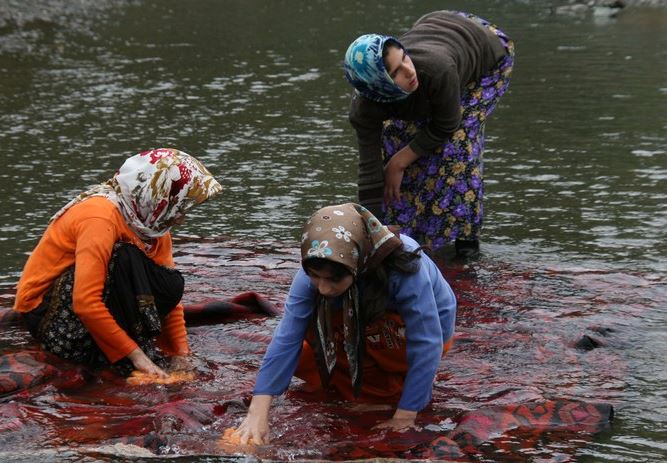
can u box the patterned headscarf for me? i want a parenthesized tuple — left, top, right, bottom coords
(343, 33, 411, 103)
(301, 203, 402, 395)
(50, 148, 222, 240)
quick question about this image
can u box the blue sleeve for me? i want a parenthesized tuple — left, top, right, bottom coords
(392, 237, 457, 411)
(253, 268, 315, 396)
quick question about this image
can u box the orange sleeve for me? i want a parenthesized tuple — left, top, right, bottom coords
(151, 234, 189, 356)
(72, 217, 138, 363)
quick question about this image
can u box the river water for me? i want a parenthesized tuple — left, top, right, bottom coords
(0, 0, 665, 462)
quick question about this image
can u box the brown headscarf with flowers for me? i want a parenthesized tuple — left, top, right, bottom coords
(50, 148, 222, 240)
(300, 203, 402, 395)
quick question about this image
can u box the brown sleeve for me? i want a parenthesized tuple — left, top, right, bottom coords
(409, 62, 462, 157)
(349, 94, 387, 218)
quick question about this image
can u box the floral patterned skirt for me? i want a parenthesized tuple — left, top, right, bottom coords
(382, 13, 514, 249)
(23, 242, 184, 376)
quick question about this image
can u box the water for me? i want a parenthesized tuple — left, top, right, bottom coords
(0, 0, 665, 461)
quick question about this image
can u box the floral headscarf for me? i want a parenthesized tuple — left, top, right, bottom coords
(301, 203, 402, 395)
(50, 148, 222, 240)
(343, 33, 411, 103)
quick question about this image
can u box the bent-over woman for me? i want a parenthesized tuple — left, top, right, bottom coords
(344, 10, 514, 257)
(233, 203, 456, 444)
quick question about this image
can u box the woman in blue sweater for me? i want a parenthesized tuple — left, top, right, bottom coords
(233, 203, 456, 444)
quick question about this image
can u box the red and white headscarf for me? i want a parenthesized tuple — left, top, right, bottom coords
(50, 148, 222, 240)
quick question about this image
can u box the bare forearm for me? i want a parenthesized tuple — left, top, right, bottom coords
(389, 145, 419, 169)
(234, 394, 274, 444)
(248, 394, 273, 416)
(384, 145, 419, 204)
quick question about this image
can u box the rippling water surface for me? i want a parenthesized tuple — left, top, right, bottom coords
(0, 0, 665, 461)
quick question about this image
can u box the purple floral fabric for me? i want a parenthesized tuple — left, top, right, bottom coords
(382, 14, 514, 250)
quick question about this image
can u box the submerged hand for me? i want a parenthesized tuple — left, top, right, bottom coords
(234, 415, 269, 445)
(372, 408, 419, 432)
(127, 347, 168, 378)
(233, 395, 273, 445)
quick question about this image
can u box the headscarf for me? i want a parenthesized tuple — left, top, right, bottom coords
(343, 33, 411, 103)
(300, 203, 402, 395)
(50, 148, 222, 240)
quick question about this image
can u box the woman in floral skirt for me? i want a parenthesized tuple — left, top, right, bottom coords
(13, 149, 222, 377)
(344, 10, 514, 257)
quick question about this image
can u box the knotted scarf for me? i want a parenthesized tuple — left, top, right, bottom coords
(50, 148, 222, 240)
(343, 34, 411, 103)
(300, 203, 401, 395)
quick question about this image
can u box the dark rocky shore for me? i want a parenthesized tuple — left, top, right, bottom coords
(1, 0, 665, 33)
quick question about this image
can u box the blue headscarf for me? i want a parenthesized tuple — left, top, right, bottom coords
(343, 34, 411, 103)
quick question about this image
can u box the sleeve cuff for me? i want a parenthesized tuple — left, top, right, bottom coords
(408, 138, 431, 158)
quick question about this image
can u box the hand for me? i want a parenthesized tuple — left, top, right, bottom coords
(233, 395, 273, 445)
(383, 146, 418, 205)
(372, 408, 419, 432)
(384, 159, 405, 205)
(127, 347, 168, 378)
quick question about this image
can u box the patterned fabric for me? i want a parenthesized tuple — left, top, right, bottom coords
(32, 268, 101, 366)
(296, 311, 453, 403)
(50, 148, 222, 240)
(301, 203, 401, 276)
(301, 203, 402, 395)
(25, 242, 184, 376)
(296, 312, 407, 402)
(382, 14, 514, 249)
(344, 34, 411, 103)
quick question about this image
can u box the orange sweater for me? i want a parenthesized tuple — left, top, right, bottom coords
(13, 197, 189, 363)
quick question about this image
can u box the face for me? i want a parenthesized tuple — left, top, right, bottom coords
(384, 45, 418, 93)
(307, 267, 355, 298)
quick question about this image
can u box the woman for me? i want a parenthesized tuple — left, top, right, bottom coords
(344, 10, 514, 257)
(233, 203, 456, 444)
(13, 148, 222, 377)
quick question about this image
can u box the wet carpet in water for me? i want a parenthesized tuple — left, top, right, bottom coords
(0, 238, 633, 461)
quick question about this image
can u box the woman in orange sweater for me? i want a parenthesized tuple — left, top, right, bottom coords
(13, 148, 221, 377)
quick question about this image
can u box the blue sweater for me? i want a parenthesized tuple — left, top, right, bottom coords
(253, 235, 457, 411)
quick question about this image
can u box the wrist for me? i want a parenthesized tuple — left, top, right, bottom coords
(391, 148, 418, 170)
(127, 347, 143, 361)
(248, 395, 273, 415)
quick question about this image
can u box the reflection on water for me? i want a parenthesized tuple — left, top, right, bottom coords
(1, 0, 666, 461)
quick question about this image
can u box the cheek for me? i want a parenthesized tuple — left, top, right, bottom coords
(406, 57, 416, 74)
(339, 277, 355, 293)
